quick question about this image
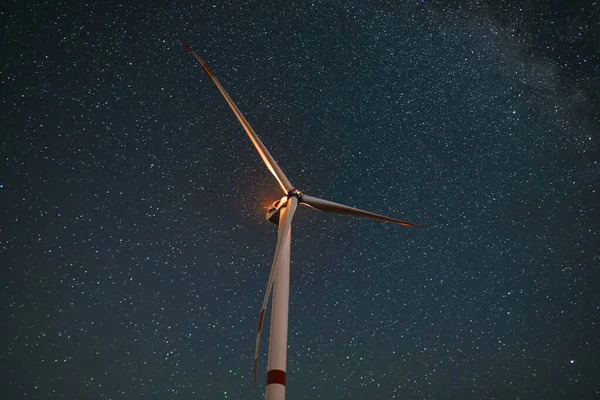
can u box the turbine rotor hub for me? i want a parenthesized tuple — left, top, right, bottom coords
(266, 190, 302, 225)
(287, 188, 303, 202)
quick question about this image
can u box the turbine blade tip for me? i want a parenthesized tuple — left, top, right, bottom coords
(181, 40, 193, 52)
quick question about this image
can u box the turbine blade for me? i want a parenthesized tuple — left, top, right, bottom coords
(301, 194, 426, 228)
(253, 196, 298, 387)
(181, 40, 294, 194)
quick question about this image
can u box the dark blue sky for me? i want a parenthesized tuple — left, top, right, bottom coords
(2, 1, 599, 398)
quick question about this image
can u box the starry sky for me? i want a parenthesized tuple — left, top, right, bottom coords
(2, 1, 599, 398)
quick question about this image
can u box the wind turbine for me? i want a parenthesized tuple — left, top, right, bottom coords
(182, 40, 425, 400)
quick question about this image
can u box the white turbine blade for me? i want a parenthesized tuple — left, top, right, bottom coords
(301, 194, 426, 228)
(182, 40, 293, 194)
(253, 195, 298, 387)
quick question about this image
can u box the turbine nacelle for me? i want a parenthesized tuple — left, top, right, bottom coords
(266, 190, 303, 225)
(266, 196, 288, 225)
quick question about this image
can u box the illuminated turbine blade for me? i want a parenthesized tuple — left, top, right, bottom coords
(182, 40, 293, 194)
(253, 196, 298, 387)
(301, 194, 426, 228)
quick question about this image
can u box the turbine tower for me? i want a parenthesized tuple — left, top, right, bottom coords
(182, 40, 425, 400)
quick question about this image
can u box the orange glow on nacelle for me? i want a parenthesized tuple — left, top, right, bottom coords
(266, 197, 287, 210)
(266, 196, 288, 225)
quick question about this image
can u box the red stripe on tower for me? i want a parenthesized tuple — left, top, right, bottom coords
(266, 369, 286, 386)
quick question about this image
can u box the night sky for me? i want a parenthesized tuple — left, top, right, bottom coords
(2, 1, 599, 399)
